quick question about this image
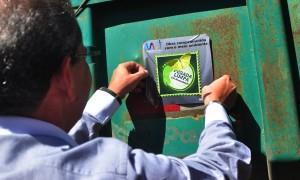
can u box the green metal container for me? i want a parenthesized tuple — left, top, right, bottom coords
(72, 0, 300, 179)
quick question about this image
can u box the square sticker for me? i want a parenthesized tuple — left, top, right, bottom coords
(143, 34, 212, 105)
(155, 51, 201, 97)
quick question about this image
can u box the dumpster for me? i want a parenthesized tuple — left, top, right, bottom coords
(72, 0, 300, 179)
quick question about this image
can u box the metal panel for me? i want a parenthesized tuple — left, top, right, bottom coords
(104, 6, 264, 156)
(288, 0, 300, 76)
(73, 0, 300, 178)
(247, 0, 300, 161)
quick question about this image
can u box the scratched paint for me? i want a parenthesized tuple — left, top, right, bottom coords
(75, 0, 300, 162)
(192, 14, 242, 89)
(248, 0, 300, 160)
(288, 0, 300, 76)
(146, 13, 243, 119)
(103, 6, 263, 157)
(72, 1, 300, 178)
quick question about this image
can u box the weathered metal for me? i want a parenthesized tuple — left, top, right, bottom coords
(288, 0, 300, 76)
(248, 0, 300, 161)
(73, 0, 300, 178)
(91, 5, 264, 157)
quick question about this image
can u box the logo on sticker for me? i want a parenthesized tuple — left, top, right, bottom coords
(155, 51, 201, 97)
(162, 54, 195, 91)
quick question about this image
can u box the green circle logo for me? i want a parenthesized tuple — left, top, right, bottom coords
(162, 53, 195, 91)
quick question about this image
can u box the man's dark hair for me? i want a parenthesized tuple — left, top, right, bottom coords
(0, 0, 82, 115)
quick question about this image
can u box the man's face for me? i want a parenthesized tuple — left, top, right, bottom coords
(66, 43, 92, 129)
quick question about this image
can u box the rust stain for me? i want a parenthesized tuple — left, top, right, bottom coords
(123, 112, 132, 122)
(151, 25, 171, 39)
(252, 1, 300, 158)
(166, 108, 204, 120)
(191, 13, 242, 90)
(261, 59, 293, 157)
(265, 130, 299, 158)
(149, 13, 243, 92)
(262, 61, 287, 126)
(274, 0, 280, 5)
(294, 30, 300, 36)
(292, 1, 300, 9)
(258, 3, 292, 127)
(147, 13, 243, 120)
(255, 2, 286, 132)
(293, 30, 300, 44)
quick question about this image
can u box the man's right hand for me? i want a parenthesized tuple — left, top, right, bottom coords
(108, 61, 148, 98)
(202, 75, 237, 107)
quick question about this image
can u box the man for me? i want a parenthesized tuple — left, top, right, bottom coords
(0, 0, 251, 179)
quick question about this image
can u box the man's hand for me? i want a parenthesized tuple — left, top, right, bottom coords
(202, 75, 237, 107)
(108, 62, 148, 98)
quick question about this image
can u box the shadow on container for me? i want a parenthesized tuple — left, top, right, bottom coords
(126, 79, 166, 154)
(230, 94, 268, 179)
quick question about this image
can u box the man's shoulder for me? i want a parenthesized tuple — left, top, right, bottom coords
(0, 135, 130, 178)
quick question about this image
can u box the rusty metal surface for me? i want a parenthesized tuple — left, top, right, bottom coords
(75, 0, 300, 162)
(148, 13, 242, 89)
(248, 0, 300, 160)
(73, 0, 300, 178)
(192, 14, 242, 88)
(288, 0, 300, 76)
(103, 6, 264, 156)
(165, 108, 204, 120)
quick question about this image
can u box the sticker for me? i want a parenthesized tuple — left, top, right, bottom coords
(143, 34, 213, 105)
(155, 51, 201, 97)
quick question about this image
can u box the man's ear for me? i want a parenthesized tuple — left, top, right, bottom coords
(50, 56, 76, 102)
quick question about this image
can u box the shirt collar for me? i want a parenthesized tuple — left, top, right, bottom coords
(0, 116, 77, 146)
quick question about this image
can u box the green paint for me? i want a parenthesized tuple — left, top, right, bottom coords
(248, 0, 300, 160)
(105, 7, 259, 156)
(72, 0, 300, 163)
(288, 0, 300, 77)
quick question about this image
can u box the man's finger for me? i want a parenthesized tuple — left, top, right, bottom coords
(131, 68, 148, 82)
(121, 61, 136, 67)
(132, 63, 148, 78)
(119, 61, 137, 73)
(122, 61, 147, 74)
